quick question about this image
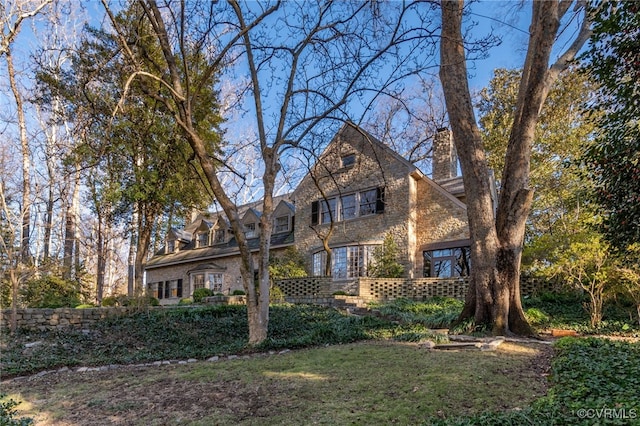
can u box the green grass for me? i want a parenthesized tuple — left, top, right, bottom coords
(3, 341, 547, 425)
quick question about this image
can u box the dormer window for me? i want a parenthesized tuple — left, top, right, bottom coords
(197, 232, 209, 248)
(341, 154, 356, 168)
(244, 222, 257, 238)
(167, 240, 176, 253)
(214, 229, 226, 244)
(274, 215, 290, 233)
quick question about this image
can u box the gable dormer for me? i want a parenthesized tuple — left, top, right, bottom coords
(273, 200, 295, 234)
(166, 228, 192, 253)
(194, 220, 213, 248)
(241, 208, 261, 239)
(211, 216, 230, 245)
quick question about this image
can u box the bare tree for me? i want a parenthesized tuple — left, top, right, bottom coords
(439, 0, 591, 335)
(99, 0, 440, 344)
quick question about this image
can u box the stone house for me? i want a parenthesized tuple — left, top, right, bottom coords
(144, 122, 478, 304)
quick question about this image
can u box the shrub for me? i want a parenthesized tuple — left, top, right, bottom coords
(101, 296, 118, 307)
(20, 275, 82, 308)
(178, 298, 193, 305)
(270, 286, 285, 304)
(117, 294, 159, 307)
(269, 247, 308, 279)
(368, 233, 404, 278)
(75, 304, 95, 309)
(0, 394, 33, 425)
(232, 289, 246, 296)
(192, 288, 214, 303)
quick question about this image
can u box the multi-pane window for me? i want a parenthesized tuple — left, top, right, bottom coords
(274, 216, 289, 233)
(423, 247, 471, 278)
(313, 251, 327, 276)
(333, 247, 347, 279)
(311, 187, 384, 225)
(214, 229, 225, 244)
(244, 222, 257, 238)
(312, 245, 378, 279)
(321, 198, 337, 224)
(193, 273, 205, 290)
(207, 273, 223, 292)
(197, 232, 208, 248)
(359, 189, 378, 216)
(150, 280, 183, 299)
(340, 194, 357, 220)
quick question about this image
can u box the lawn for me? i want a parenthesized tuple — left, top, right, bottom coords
(2, 298, 640, 425)
(2, 340, 550, 425)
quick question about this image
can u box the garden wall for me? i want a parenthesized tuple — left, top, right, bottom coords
(277, 276, 553, 303)
(0, 307, 137, 331)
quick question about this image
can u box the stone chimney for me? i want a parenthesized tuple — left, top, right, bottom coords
(432, 128, 458, 182)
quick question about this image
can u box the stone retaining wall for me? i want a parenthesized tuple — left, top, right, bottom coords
(0, 307, 137, 331)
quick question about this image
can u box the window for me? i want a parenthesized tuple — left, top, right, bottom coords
(333, 247, 347, 279)
(423, 247, 471, 278)
(274, 216, 289, 233)
(313, 251, 327, 276)
(359, 189, 378, 216)
(341, 154, 356, 168)
(197, 232, 208, 248)
(312, 245, 378, 279)
(214, 229, 225, 244)
(167, 240, 176, 253)
(193, 273, 205, 290)
(244, 222, 257, 238)
(157, 282, 164, 299)
(311, 187, 385, 225)
(207, 273, 223, 292)
(321, 198, 337, 224)
(340, 194, 357, 220)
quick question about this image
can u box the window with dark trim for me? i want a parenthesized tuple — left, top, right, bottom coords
(197, 232, 208, 248)
(311, 187, 385, 225)
(341, 154, 356, 168)
(214, 229, 225, 244)
(423, 247, 471, 278)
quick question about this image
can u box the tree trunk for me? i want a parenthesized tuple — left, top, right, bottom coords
(441, 0, 589, 335)
(43, 185, 54, 261)
(6, 49, 32, 264)
(135, 205, 156, 295)
(96, 215, 106, 304)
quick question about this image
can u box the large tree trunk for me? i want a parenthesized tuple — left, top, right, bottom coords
(440, 0, 589, 335)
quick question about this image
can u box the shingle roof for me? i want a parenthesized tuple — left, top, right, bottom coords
(145, 229, 294, 269)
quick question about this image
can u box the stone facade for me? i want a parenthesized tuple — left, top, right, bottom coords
(144, 122, 473, 302)
(292, 124, 417, 276)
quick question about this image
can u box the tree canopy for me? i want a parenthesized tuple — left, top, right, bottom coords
(581, 1, 640, 249)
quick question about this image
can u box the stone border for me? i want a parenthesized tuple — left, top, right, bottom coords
(1, 348, 295, 384)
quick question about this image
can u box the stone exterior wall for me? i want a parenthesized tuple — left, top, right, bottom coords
(145, 248, 288, 305)
(414, 177, 470, 275)
(0, 307, 135, 331)
(292, 124, 417, 275)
